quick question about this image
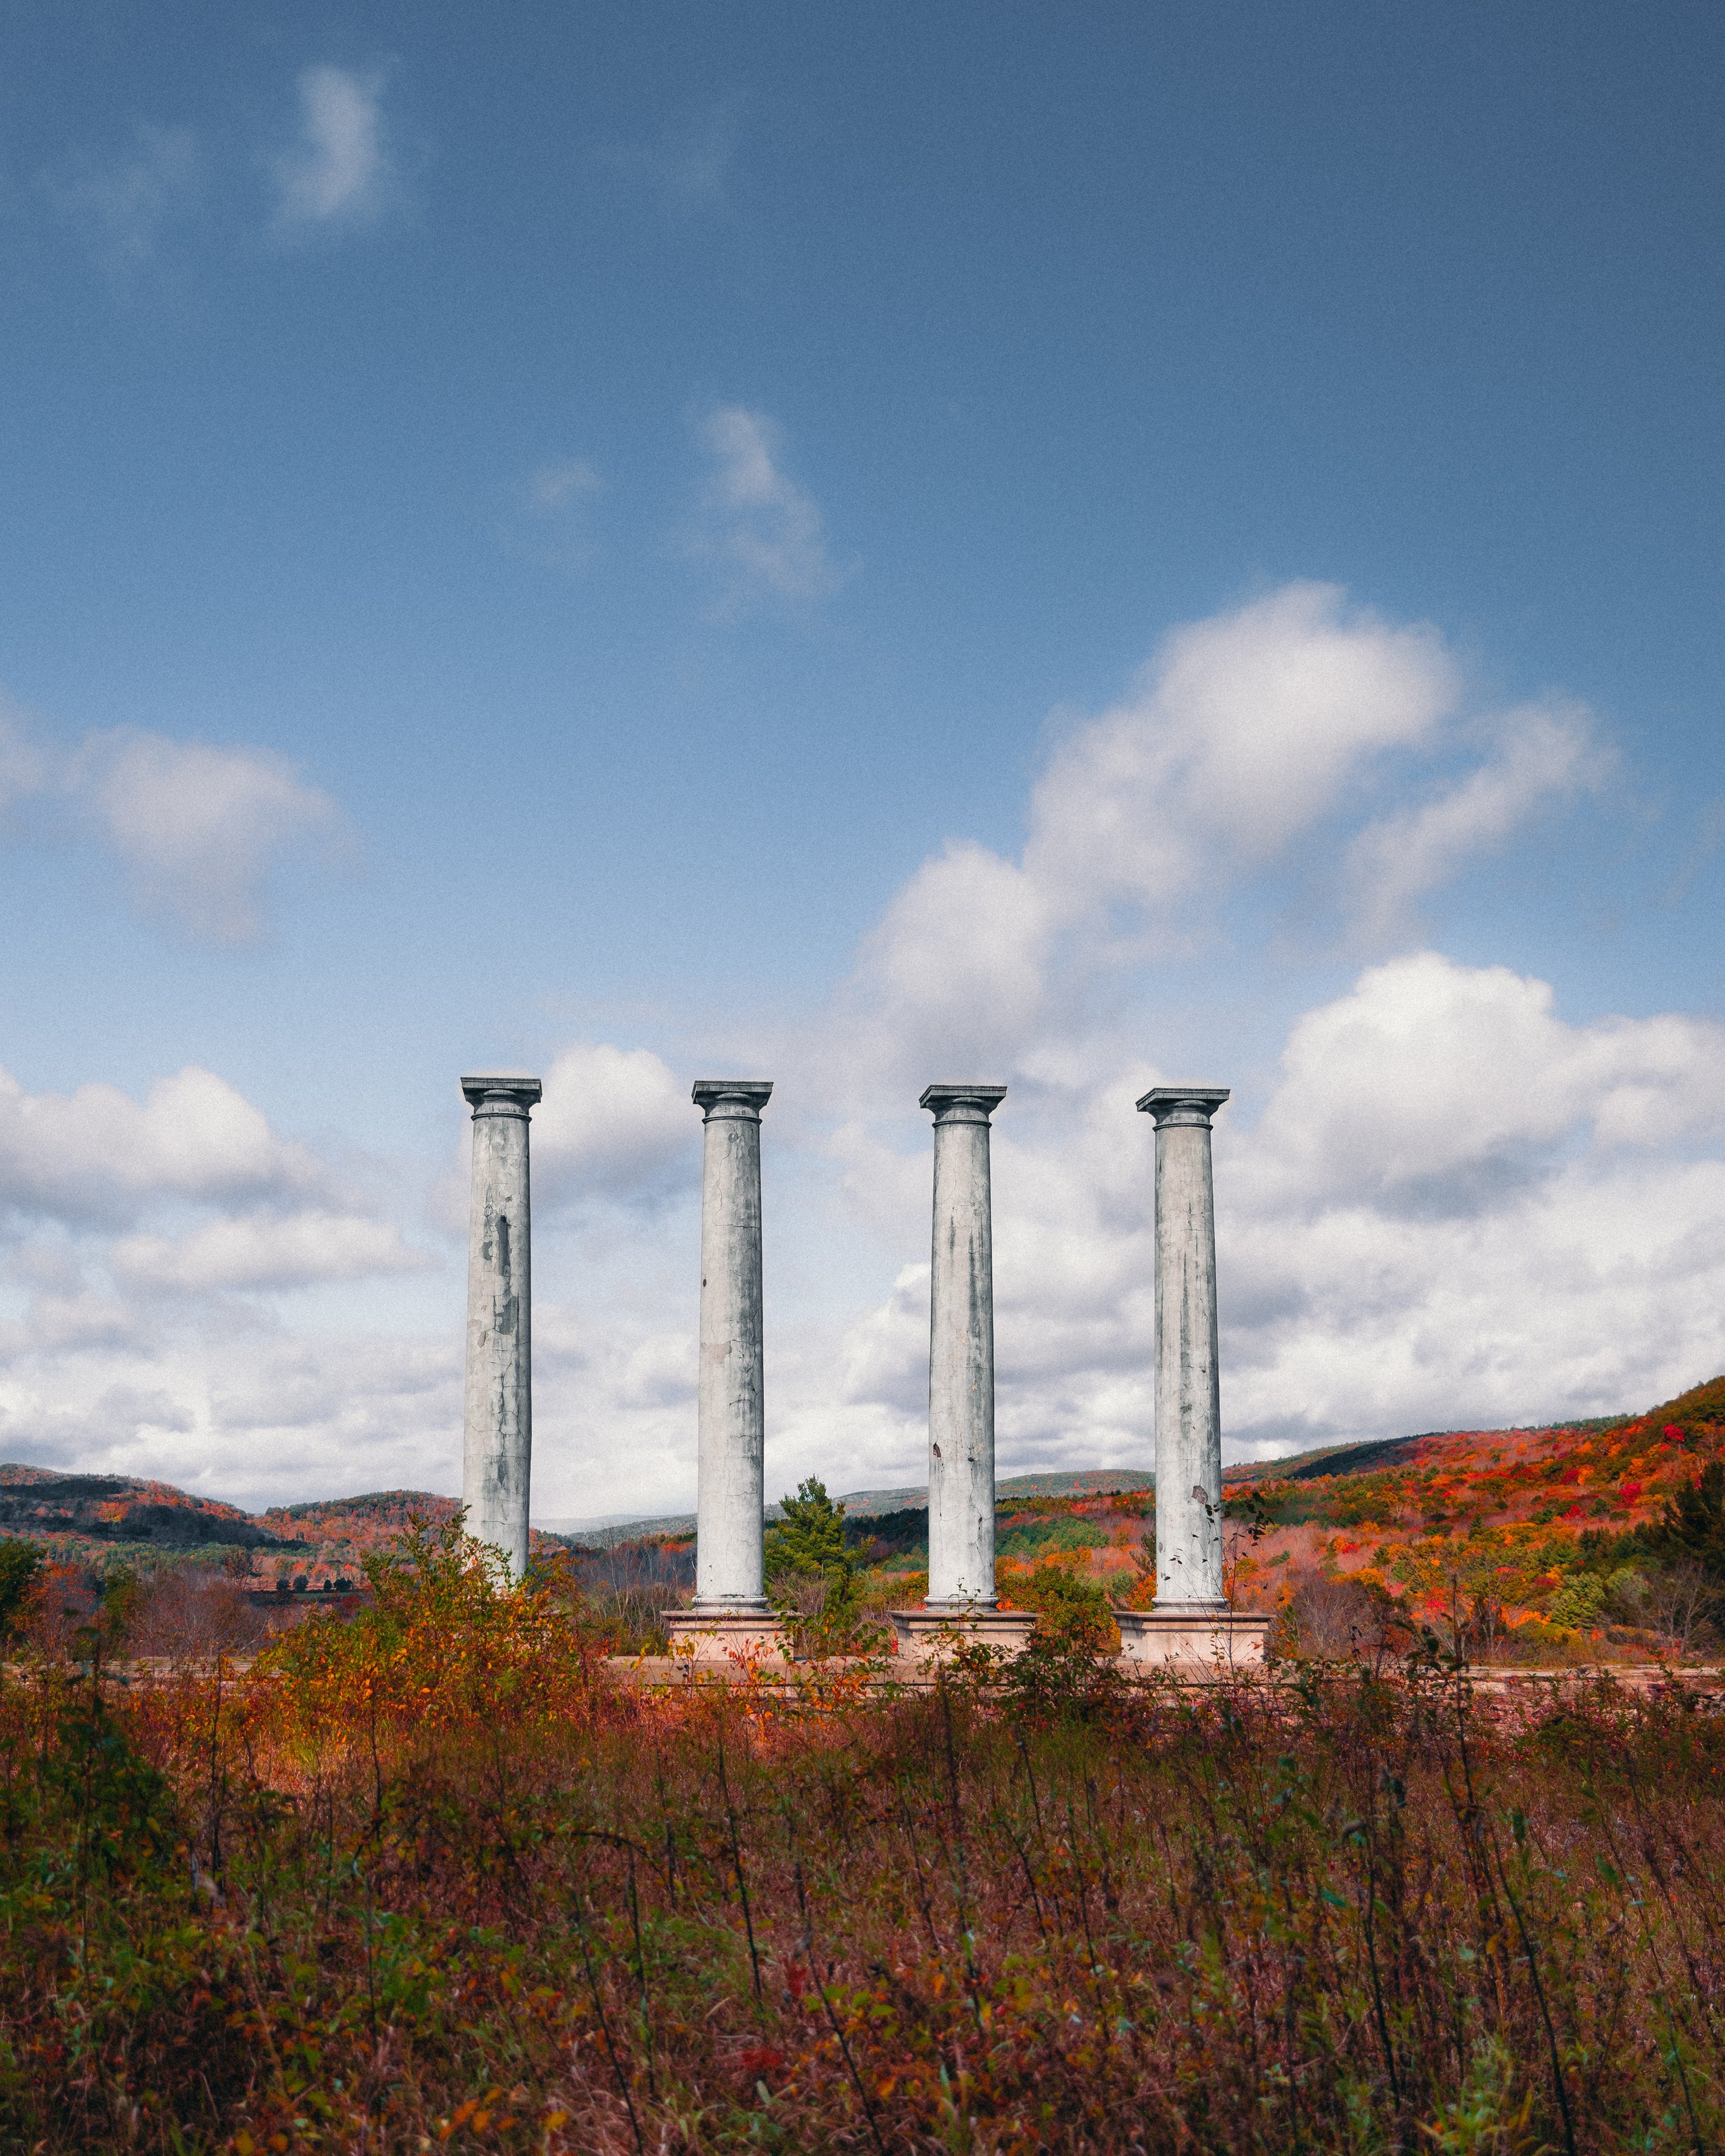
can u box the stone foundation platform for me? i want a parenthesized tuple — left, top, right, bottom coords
(1114, 1606, 1270, 1671)
(663, 1610, 791, 1662)
(890, 1605, 1038, 1665)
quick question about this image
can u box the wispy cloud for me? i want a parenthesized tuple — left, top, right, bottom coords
(598, 99, 740, 212)
(40, 122, 199, 275)
(0, 700, 50, 813)
(1664, 795, 1725, 906)
(272, 66, 393, 232)
(79, 730, 343, 947)
(502, 457, 605, 573)
(0, 697, 344, 947)
(529, 458, 602, 514)
(1346, 700, 1609, 945)
(687, 406, 847, 615)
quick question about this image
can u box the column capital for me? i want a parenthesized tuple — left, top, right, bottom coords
(920, 1082, 1007, 1125)
(1136, 1085, 1229, 1129)
(692, 1078, 773, 1122)
(461, 1072, 542, 1118)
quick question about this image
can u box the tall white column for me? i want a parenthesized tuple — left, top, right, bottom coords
(691, 1080, 772, 1613)
(461, 1072, 542, 1581)
(921, 1082, 1007, 1608)
(1137, 1085, 1229, 1611)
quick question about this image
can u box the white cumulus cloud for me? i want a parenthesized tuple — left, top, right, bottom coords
(817, 949, 1725, 1496)
(1028, 582, 1459, 911)
(1210, 954, 1725, 1454)
(844, 584, 1608, 1087)
(0, 1325, 464, 1508)
(8, 584, 1715, 1526)
(110, 1210, 433, 1295)
(0, 1063, 330, 1227)
(855, 844, 1055, 1077)
(532, 1043, 697, 1209)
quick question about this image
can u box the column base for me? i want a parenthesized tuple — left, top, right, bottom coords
(1114, 1605, 1270, 1671)
(664, 1609, 792, 1662)
(889, 1605, 1038, 1665)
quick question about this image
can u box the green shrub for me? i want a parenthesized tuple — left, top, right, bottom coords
(1008, 1559, 1118, 1650)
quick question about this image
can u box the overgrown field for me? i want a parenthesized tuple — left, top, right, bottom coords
(4, 1526, 1725, 2152)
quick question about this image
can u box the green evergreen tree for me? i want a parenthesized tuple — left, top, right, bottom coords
(1652, 1460, 1725, 1582)
(0, 1537, 42, 1639)
(764, 1477, 860, 1641)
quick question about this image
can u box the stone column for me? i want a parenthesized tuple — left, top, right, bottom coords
(1116, 1085, 1267, 1670)
(923, 1083, 1006, 1607)
(461, 1072, 542, 1581)
(665, 1081, 787, 1659)
(892, 1084, 1034, 1663)
(1140, 1087, 1228, 1608)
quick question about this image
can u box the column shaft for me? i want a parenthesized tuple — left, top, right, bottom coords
(1138, 1087, 1228, 1610)
(692, 1080, 772, 1612)
(462, 1074, 542, 1581)
(922, 1083, 1007, 1607)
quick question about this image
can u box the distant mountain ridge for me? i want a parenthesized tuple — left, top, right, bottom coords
(0, 1398, 1688, 1570)
(0, 1467, 288, 1555)
(540, 1468, 1161, 1547)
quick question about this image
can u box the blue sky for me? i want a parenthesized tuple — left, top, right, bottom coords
(1, 3, 1723, 1516)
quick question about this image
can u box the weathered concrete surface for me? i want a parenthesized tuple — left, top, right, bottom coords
(890, 1606, 1036, 1665)
(661, 1610, 793, 1661)
(919, 1082, 1007, 1610)
(1136, 1086, 1229, 1612)
(461, 1073, 542, 1581)
(1114, 1606, 1270, 1668)
(683, 1080, 780, 1631)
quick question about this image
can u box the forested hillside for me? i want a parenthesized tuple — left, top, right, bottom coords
(7, 1373, 1725, 1661)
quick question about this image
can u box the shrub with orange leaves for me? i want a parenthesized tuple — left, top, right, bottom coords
(251, 1510, 611, 1741)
